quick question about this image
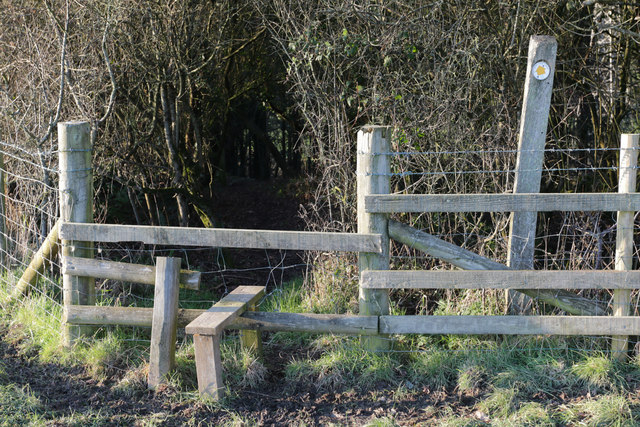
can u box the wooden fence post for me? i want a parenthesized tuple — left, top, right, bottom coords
(59, 121, 94, 346)
(612, 133, 639, 360)
(148, 256, 181, 388)
(357, 125, 390, 351)
(506, 35, 557, 314)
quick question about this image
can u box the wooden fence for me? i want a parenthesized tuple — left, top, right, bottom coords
(50, 34, 640, 397)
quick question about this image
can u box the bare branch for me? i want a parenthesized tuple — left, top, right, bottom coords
(97, 20, 117, 125)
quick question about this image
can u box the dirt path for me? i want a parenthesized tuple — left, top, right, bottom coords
(0, 324, 457, 425)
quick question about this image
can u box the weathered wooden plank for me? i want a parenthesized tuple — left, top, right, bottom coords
(612, 133, 639, 359)
(388, 220, 608, 315)
(64, 306, 379, 335)
(194, 334, 223, 399)
(357, 125, 391, 351)
(230, 312, 379, 335)
(365, 193, 640, 213)
(380, 315, 640, 336)
(59, 222, 382, 253)
(361, 270, 640, 290)
(148, 257, 181, 389)
(62, 256, 201, 290)
(185, 286, 265, 336)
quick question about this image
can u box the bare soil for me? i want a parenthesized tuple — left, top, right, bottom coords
(0, 323, 476, 426)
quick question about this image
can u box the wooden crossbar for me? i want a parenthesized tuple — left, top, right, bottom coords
(361, 270, 640, 290)
(185, 286, 265, 335)
(62, 256, 201, 290)
(380, 315, 640, 335)
(59, 222, 382, 253)
(64, 305, 379, 335)
(365, 193, 640, 213)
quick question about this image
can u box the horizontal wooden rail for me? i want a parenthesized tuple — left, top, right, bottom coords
(365, 193, 640, 213)
(63, 306, 379, 335)
(62, 257, 201, 290)
(65, 306, 639, 336)
(361, 270, 640, 290)
(60, 222, 382, 253)
(380, 315, 640, 335)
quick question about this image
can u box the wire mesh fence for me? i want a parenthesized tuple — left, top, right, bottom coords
(1, 138, 639, 361)
(0, 140, 62, 335)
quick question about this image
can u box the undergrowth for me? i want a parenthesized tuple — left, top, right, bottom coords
(2, 268, 640, 425)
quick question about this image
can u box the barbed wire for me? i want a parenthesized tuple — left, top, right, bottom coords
(0, 148, 58, 173)
(2, 140, 640, 360)
(364, 146, 636, 157)
(0, 140, 57, 159)
(365, 165, 622, 177)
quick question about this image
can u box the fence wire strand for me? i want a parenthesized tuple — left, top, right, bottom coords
(1, 140, 639, 368)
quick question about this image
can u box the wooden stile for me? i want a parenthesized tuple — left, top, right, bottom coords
(186, 286, 265, 400)
(365, 193, 640, 213)
(148, 257, 181, 389)
(60, 222, 382, 253)
(62, 256, 201, 290)
(380, 315, 640, 336)
(361, 270, 640, 290)
(185, 286, 265, 335)
(194, 334, 223, 399)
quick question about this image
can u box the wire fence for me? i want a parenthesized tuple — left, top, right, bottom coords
(381, 144, 640, 356)
(0, 141, 638, 361)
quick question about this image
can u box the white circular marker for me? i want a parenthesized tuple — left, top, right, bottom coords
(532, 61, 550, 80)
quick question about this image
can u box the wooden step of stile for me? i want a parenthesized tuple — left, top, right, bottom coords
(185, 286, 265, 400)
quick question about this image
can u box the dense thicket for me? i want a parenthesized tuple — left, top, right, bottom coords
(0, 1, 638, 234)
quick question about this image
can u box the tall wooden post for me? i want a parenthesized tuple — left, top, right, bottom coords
(357, 125, 390, 351)
(612, 134, 639, 360)
(148, 256, 181, 388)
(506, 35, 557, 314)
(59, 121, 94, 346)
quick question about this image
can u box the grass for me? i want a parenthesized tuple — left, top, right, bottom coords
(0, 383, 45, 426)
(3, 269, 640, 425)
(559, 394, 636, 426)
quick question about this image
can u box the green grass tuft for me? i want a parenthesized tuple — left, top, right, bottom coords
(476, 387, 517, 419)
(407, 349, 461, 390)
(560, 393, 635, 426)
(285, 337, 399, 391)
(365, 416, 401, 427)
(0, 384, 44, 426)
(493, 402, 555, 426)
(222, 341, 267, 389)
(570, 353, 621, 391)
